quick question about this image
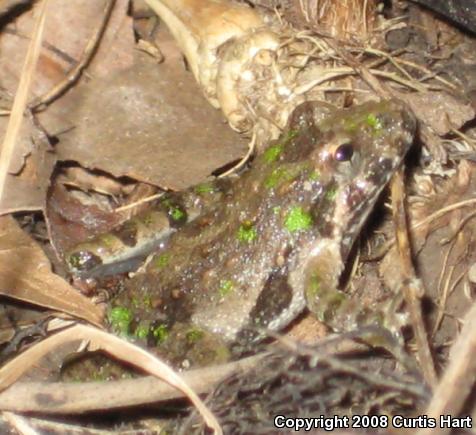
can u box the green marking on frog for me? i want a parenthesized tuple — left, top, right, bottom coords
(130, 296, 140, 309)
(325, 186, 337, 201)
(284, 206, 313, 232)
(153, 324, 169, 344)
(262, 129, 298, 163)
(135, 324, 150, 339)
(98, 233, 117, 248)
(154, 253, 170, 269)
(161, 198, 186, 222)
(219, 279, 234, 297)
(285, 129, 299, 140)
(306, 273, 321, 298)
(67, 253, 82, 269)
(142, 294, 152, 309)
(142, 213, 154, 226)
(309, 169, 321, 181)
(265, 166, 299, 189)
(131, 294, 153, 309)
(108, 306, 133, 336)
(195, 182, 216, 194)
(171, 207, 185, 221)
(323, 292, 346, 319)
(366, 113, 383, 131)
(186, 328, 205, 343)
(263, 144, 284, 163)
(265, 162, 309, 189)
(237, 222, 257, 243)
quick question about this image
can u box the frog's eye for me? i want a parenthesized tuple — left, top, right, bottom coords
(334, 143, 354, 162)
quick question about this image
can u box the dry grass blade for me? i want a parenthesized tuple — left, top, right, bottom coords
(391, 169, 437, 386)
(0, 0, 49, 202)
(0, 354, 265, 413)
(3, 411, 38, 435)
(30, 0, 116, 111)
(0, 324, 223, 434)
(417, 301, 476, 435)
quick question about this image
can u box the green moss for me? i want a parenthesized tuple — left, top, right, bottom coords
(186, 328, 205, 343)
(366, 113, 383, 131)
(135, 324, 150, 339)
(161, 198, 186, 222)
(98, 233, 116, 248)
(171, 207, 185, 221)
(67, 253, 82, 268)
(307, 274, 321, 298)
(309, 170, 321, 181)
(142, 213, 154, 226)
(130, 296, 140, 309)
(325, 186, 337, 201)
(344, 120, 358, 133)
(265, 167, 291, 189)
(195, 182, 216, 194)
(284, 129, 299, 141)
(154, 253, 170, 269)
(142, 294, 152, 309)
(153, 324, 169, 344)
(263, 144, 284, 163)
(131, 294, 152, 309)
(219, 279, 234, 297)
(237, 222, 257, 243)
(284, 206, 313, 232)
(272, 206, 281, 215)
(263, 130, 298, 163)
(108, 306, 133, 336)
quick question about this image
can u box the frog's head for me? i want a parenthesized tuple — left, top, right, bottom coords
(302, 99, 417, 260)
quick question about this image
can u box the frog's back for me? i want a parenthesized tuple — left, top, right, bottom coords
(114, 99, 415, 351)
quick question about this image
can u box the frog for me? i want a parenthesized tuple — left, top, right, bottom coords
(66, 99, 416, 367)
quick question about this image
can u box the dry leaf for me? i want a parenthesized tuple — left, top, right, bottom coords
(401, 91, 475, 135)
(0, 100, 56, 215)
(0, 0, 133, 97)
(0, 0, 134, 213)
(50, 52, 247, 190)
(0, 324, 222, 434)
(0, 215, 103, 325)
(45, 182, 129, 255)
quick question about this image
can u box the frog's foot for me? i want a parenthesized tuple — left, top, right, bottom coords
(338, 326, 418, 374)
(301, 243, 413, 367)
(306, 282, 414, 370)
(154, 323, 232, 369)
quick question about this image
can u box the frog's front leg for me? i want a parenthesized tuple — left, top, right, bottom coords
(295, 239, 411, 364)
(64, 183, 227, 277)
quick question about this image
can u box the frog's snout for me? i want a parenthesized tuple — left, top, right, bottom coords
(392, 105, 417, 154)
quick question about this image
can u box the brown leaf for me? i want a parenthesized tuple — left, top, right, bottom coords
(0, 215, 103, 325)
(0, 0, 133, 98)
(0, 116, 56, 213)
(48, 52, 247, 190)
(401, 91, 475, 135)
(0, 0, 134, 213)
(46, 182, 128, 255)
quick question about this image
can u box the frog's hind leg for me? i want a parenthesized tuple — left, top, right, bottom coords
(301, 242, 414, 371)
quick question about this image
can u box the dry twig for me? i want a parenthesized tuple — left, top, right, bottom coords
(391, 169, 437, 386)
(0, 0, 48, 202)
(417, 302, 476, 435)
(29, 0, 116, 111)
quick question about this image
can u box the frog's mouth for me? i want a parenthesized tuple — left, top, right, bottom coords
(338, 156, 399, 260)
